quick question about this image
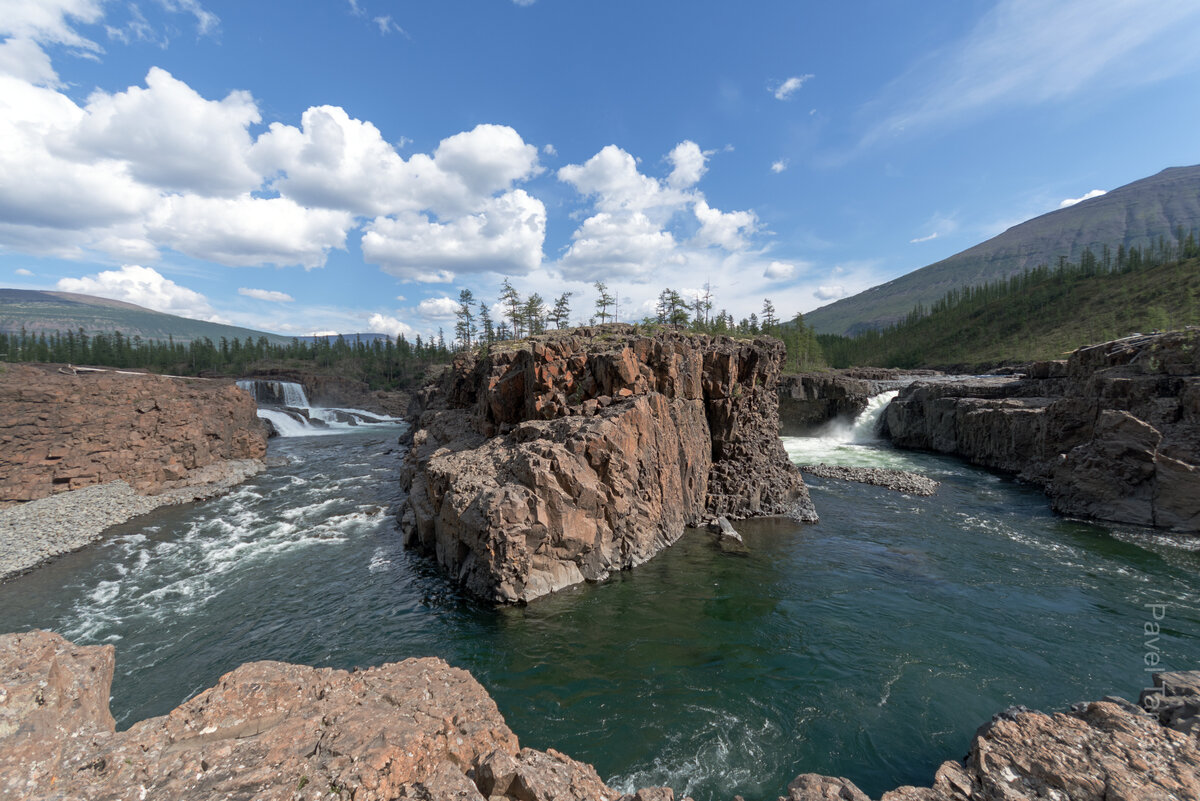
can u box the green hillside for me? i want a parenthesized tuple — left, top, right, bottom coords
(0, 289, 295, 345)
(819, 251, 1200, 369)
(807, 165, 1200, 335)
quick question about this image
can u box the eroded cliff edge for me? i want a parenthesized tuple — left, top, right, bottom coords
(885, 329, 1200, 532)
(398, 325, 816, 603)
(0, 363, 268, 579)
(3, 630, 1198, 801)
(0, 363, 267, 504)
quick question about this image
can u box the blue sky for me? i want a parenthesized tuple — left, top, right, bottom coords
(3, 0, 1200, 339)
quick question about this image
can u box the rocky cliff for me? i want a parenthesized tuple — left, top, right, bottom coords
(0, 364, 267, 504)
(399, 325, 815, 603)
(884, 330, 1200, 531)
(3, 630, 1197, 801)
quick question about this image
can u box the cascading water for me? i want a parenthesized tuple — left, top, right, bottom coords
(235, 379, 403, 437)
(781, 390, 919, 469)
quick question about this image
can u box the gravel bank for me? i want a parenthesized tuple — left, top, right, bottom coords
(0, 459, 264, 581)
(799, 463, 940, 496)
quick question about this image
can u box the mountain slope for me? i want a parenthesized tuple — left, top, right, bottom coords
(806, 165, 1200, 335)
(818, 255, 1200, 369)
(0, 289, 296, 345)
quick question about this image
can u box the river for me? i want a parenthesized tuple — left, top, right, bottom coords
(2, 394, 1199, 800)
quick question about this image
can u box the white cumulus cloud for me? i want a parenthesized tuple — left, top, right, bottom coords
(1059, 189, 1106, 208)
(772, 75, 813, 100)
(367, 313, 416, 338)
(362, 189, 546, 281)
(763, 261, 796, 280)
(66, 67, 262, 196)
(15, 267, 33, 276)
(814, 285, 848, 301)
(770, 159, 788, 174)
(666, 140, 708, 189)
(416, 296, 460, 319)
(56, 264, 222, 320)
(149, 195, 352, 269)
(238, 287, 294, 303)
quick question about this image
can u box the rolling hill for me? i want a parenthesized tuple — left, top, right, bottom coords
(806, 165, 1200, 335)
(0, 289, 297, 345)
(0, 289, 390, 346)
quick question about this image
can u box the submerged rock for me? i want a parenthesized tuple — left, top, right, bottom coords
(885, 329, 1200, 532)
(399, 325, 815, 603)
(708, 515, 749, 554)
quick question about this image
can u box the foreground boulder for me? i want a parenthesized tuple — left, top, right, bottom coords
(885, 329, 1200, 532)
(0, 364, 267, 504)
(0, 630, 641, 801)
(3, 631, 1197, 801)
(399, 325, 815, 603)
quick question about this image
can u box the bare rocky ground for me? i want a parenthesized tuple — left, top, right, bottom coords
(797, 463, 940, 496)
(0, 459, 264, 581)
(2, 630, 1198, 801)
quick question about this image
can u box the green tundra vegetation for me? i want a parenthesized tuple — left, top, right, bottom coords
(819, 243, 1200, 369)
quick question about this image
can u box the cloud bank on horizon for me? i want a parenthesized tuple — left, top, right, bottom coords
(2, 0, 1199, 337)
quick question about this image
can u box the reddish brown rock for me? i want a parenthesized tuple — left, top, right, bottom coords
(399, 325, 815, 603)
(3, 631, 1196, 801)
(0, 364, 267, 504)
(787, 693, 1200, 801)
(884, 329, 1200, 532)
(0, 630, 624, 801)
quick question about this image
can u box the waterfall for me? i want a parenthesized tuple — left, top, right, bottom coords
(781, 391, 911, 470)
(235, 379, 310, 407)
(235, 379, 402, 438)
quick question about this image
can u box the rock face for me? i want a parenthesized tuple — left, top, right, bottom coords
(399, 325, 815, 603)
(0, 364, 267, 504)
(3, 630, 1197, 801)
(0, 630, 643, 801)
(778, 369, 942, 433)
(884, 330, 1200, 532)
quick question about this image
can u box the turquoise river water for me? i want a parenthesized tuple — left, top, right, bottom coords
(2, 397, 1200, 800)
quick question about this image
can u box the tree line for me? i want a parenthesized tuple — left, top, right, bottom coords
(0, 328, 453, 390)
(453, 280, 826, 372)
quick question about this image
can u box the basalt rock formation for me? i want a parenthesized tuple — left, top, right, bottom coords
(884, 330, 1200, 532)
(0, 364, 267, 504)
(399, 325, 815, 603)
(3, 630, 1197, 801)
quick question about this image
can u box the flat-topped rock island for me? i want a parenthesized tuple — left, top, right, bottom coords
(399, 325, 817, 603)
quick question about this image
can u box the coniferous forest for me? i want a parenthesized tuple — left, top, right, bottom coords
(819, 242, 1200, 369)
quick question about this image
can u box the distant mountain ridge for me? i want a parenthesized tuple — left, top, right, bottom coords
(806, 165, 1200, 335)
(0, 289, 297, 345)
(0, 289, 389, 346)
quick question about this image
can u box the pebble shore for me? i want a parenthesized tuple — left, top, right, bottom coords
(799, 462, 940, 496)
(0, 459, 265, 581)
